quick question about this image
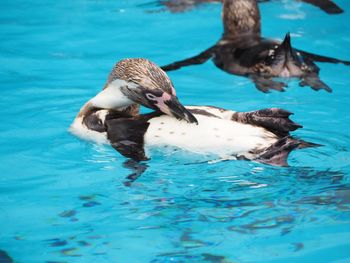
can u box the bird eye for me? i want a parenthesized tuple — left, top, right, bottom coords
(145, 93, 157, 101)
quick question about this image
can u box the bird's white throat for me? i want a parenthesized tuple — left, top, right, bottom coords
(90, 79, 137, 109)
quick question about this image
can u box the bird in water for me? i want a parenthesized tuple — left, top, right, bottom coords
(71, 59, 319, 184)
(153, 0, 343, 14)
(161, 0, 350, 93)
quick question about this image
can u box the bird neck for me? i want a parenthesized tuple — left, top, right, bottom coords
(222, 0, 261, 40)
(77, 101, 140, 119)
(90, 79, 135, 110)
(77, 79, 140, 119)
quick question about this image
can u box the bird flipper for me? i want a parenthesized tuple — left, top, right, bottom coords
(161, 45, 217, 71)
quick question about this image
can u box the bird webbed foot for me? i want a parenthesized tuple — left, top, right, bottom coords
(299, 74, 332, 92)
(251, 75, 287, 93)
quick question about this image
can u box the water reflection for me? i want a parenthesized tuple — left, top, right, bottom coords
(23, 164, 349, 262)
(153, 252, 235, 263)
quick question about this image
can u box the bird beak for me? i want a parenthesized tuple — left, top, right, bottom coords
(165, 96, 198, 124)
(153, 92, 198, 124)
(120, 85, 198, 124)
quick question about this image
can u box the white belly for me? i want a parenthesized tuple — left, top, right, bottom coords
(69, 116, 109, 144)
(144, 114, 278, 158)
(70, 110, 279, 160)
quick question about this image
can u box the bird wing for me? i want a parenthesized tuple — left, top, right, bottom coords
(161, 45, 217, 71)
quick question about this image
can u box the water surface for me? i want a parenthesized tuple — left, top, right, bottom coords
(1, 0, 350, 262)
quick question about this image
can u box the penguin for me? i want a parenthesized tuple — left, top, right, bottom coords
(161, 0, 349, 92)
(71, 59, 319, 170)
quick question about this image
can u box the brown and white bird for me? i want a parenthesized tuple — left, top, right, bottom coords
(71, 58, 197, 143)
(71, 59, 318, 167)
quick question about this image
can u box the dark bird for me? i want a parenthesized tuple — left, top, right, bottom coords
(161, 0, 350, 93)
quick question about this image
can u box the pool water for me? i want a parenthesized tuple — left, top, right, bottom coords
(1, 0, 350, 262)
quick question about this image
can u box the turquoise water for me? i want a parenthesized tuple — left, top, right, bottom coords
(1, 0, 350, 262)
